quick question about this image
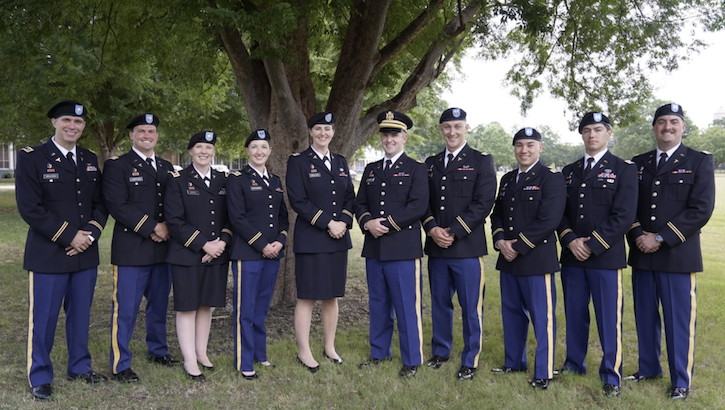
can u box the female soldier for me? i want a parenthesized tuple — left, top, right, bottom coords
(286, 112, 355, 371)
(165, 131, 231, 382)
(228, 130, 288, 380)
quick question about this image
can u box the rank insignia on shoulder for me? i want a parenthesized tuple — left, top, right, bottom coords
(21, 146, 34, 153)
(232, 171, 242, 176)
(702, 150, 712, 155)
(482, 152, 490, 156)
(624, 160, 635, 165)
(171, 171, 181, 178)
(109, 156, 119, 160)
(549, 167, 560, 173)
(292, 152, 300, 156)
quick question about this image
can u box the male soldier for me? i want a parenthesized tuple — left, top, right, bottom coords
(556, 112, 638, 397)
(356, 111, 429, 377)
(625, 103, 715, 400)
(422, 108, 496, 380)
(15, 101, 108, 400)
(104, 114, 179, 383)
(490, 127, 566, 390)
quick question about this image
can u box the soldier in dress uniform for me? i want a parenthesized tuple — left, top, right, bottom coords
(16, 100, 108, 400)
(490, 127, 566, 390)
(624, 103, 715, 400)
(228, 129, 289, 380)
(286, 112, 355, 372)
(165, 131, 232, 382)
(556, 112, 638, 397)
(422, 108, 496, 380)
(104, 114, 179, 383)
(356, 111, 429, 378)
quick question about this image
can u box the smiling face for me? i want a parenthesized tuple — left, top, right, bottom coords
(653, 115, 686, 151)
(380, 130, 408, 157)
(130, 124, 158, 157)
(580, 123, 611, 156)
(309, 124, 334, 153)
(514, 139, 543, 169)
(51, 115, 86, 150)
(189, 142, 215, 169)
(439, 119, 469, 152)
(246, 140, 270, 169)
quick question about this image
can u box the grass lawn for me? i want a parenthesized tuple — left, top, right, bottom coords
(1, 175, 724, 409)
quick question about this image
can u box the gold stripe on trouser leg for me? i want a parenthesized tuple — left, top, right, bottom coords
(473, 256, 485, 368)
(686, 273, 697, 385)
(545, 273, 554, 379)
(236, 261, 243, 371)
(414, 259, 424, 362)
(614, 269, 623, 381)
(111, 266, 121, 373)
(27, 271, 34, 386)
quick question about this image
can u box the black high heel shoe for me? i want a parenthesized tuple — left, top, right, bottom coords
(297, 356, 319, 373)
(323, 352, 343, 365)
(183, 368, 205, 382)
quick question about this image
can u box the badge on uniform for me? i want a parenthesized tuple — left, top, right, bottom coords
(257, 130, 266, 139)
(43, 173, 59, 180)
(309, 165, 320, 178)
(523, 185, 540, 191)
(86, 164, 98, 172)
(129, 176, 143, 183)
(218, 187, 226, 195)
(145, 114, 154, 124)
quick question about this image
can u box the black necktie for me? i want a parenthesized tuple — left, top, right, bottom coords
(584, 157, 594, 176)
(446, 153, 454, 169)
(203, 176, 210, 187)
(658, 152, 668, 171)
(146, 157, 156, 173)
(385, 159, 392, 171)
(323, 156, 331, 171)
(262, 174, 269, 186)
(66, 152, 77, 172)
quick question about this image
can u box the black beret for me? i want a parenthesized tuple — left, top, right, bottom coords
(652, 102, 685, 125)
(245, 129, 271, 147)
(578, 112, 610, 133)
(307, 112, 335, 128)
(439, 107, 467, 123)
(377, 110, 413, 133)
(187, 131, 217, 149)
(512, 127, 542, 145)
(47, 100, 87, 119)
(126, 114, 160, 130)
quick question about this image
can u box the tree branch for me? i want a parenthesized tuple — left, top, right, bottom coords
(369, 0, 447, 80)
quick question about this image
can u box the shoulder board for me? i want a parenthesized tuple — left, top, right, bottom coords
(21, 146, 34, 153)
(624, 159, 635, 165)
(291, 152, 300, 157)
(109, 156, 119, 160)
(481, 152, 490, 156)
(171, 171, 181, 178)
(232, 171, 242, 176)
(702, 150, 712, 155)
(549, 167, 560, 173)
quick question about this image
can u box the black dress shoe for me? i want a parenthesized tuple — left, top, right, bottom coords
(492, 366, 526, 374)
(184, 368, 205, 382)
(149, 354, 181, 367)
(426, 355, 450, 369)
(670, 387, 689, 400)
(457, 366, 476, 380)
(199, 364, 215, 372)
(297, 356, 319, 373)
(530, 378, 550, 390)
(241, 372, 259, 380)
(358, 357, 391, 369)
(30, 384, 52, 400)
(603, 383, 620, 397)
(623, 372, 662, 382)
(67, 370, 108, 384)
(398, 365, 417, 378)
(112, 368, 140, 383)
(323, 352, 343, 364)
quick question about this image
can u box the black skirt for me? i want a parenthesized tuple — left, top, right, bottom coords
(171, 263, 228, 311)
(295, 251, 347, 300)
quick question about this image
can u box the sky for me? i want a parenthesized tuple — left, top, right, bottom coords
(442, 30, 725, 144)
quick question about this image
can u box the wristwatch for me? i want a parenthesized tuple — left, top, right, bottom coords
(655, 234, 664, 243)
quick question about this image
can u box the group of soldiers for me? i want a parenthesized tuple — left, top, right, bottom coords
(15, 100, 713, 402)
